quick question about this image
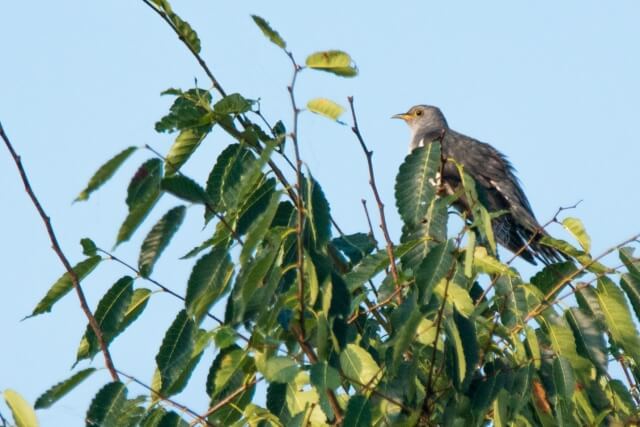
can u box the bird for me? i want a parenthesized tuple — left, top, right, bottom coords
(393, 104, 562, 265)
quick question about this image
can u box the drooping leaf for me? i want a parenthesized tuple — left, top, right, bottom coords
(331, 232, 376, 264)
(119, 288, 153, 334)
(30, 256, 102, 317)
(621, 273, 640, 323)
(306, 98, 344, 121)
(126, 158, 163, 208)
(390, 294, 424, 373)
(85, 382, 127, 427)
(165, 129, 207, 176)
(343, 395, 371, 427)
(415, 240, 455, 304)
(473, 246, 517, 277)
(530, 261, 579, 297)
(138, 206, 185, 277)
(541, 317, 592, 378)
(3, 389, 39, 427)
(75, 146, 137, 202)
(305, 50, 358, 77)
(309, 362, 341, 413)
(566, 307, 607, 374)
(77, 276, 134, 362)
(205, 144, 256, 213)
(304, 174, 332, 249)
(340, 344, 381, 389)
(185, 246, 234, 323)
(213, 93, 254, 115)
(34, 368, 96, 409)
(446, 309, 479, 390)
(155, 310, 195, 394)
(161, 175, 206, 204)
(395, 143, 441, 228)
(240, 190, 282, 264)
(562, 217, 591, 253)
(117, 190, 161, 246)
(80, 238, 98, 256)
(251, 15, 286, 49)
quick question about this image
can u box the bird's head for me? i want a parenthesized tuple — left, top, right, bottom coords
(392, 104, 449, 137)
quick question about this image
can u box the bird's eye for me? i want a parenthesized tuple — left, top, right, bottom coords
(415, 109, 423, 116)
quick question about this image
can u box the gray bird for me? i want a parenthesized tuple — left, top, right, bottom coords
(394, 104, 562, 265)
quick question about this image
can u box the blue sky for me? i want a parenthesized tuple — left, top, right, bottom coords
(2, 1, 640, 425)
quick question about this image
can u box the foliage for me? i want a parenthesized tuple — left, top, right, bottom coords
(6, 2, 640, 426)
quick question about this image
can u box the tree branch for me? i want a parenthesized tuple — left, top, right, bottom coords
(0, 122, 119, 381)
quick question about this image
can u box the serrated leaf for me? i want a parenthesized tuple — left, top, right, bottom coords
(240, 190, 282, 264)
(305, 50, 358, 77)
(447, 309, 479, 390)
(553, 356, 576, 399)
(117, 191, 161, 246)
(155, 310, 195, 394)
(213, 93, 254, 115)
(251, 15, 286, 49)
(155, 88, 213, 134)
(85, 382, 127, 427)
(156, 411, 188, 427)
(566, 308, 607, 374)
(3, 389, 39, 427)
(307, 98, 344, 121)
(344, 395, 371, 427)
(138, 206, 186, 277)
(165, 129, 207, 176)
(562, 217, 591, 253)
(340, 344, 381, 389)
(34, 368, 96, 409)
(119, 288, 152, 333)
(395, 143, 441, 228)
(416, 240, 455, 304)
(399, 197, 448, 270)
(473, 246, 517, 277)
(168, 12, 200, 54)
(304, 174, 332, 249)
(262, 357, 299, 383)
(206, 144, 256, 214)
(542, 317, 592, 378)
(76, 146, 137, 202)
(530, 261, 579, 297)
(206, 345, 251, 398)
(161, 175, 206, 204)
(77, 276, 134, 362)
(185, 246, 234, 323)
(621, 273, 640, 323)
(331, 232, 376, 264)
(126, 158, 163, 208)
(30, 256, 102, 317)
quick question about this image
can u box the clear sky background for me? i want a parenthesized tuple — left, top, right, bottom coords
(2, 1, 640, 425)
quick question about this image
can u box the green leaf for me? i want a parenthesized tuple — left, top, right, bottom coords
(117, 190, 161, 246)
(473, 246, 517, 277)
(415, 240, 455, 304)
(205, 144, 256, 213)
(446, 309, 479, 390)
(621, 273, 640, 323)
(34, 368, 96, 409)
(167, 12, 201, 54)
(156, 411, 188, 427)
(119, 288, 152, 333)
(161, 175, 206, 204)
(138, 206, 186, 277)
(343, 395, 371, 427)
(80, 238, 98, 256)
(542, 317, 592, 378)
(75, 146, 137, 202)
(262, 357, 299, 383)
(597, 276, 640, 366)
(399, 197, 448, 270)
(305, 50, 358, 77)
(240, 190, 282, 264)
(126, 158, 163, 208)
(304, 174, 331, 248)
(85, 382, 127, 427)
(155, 88, 213, 134)
(395, 143, 441, 228)
(3, 389, 39, 427)
(185, 246, 234, 323)
(562, 217, 591, 253)
(530, 261, 579, 297)
(306, 98, 344, 121)
(310, 361, 341, 418)
(206, 345, 251, 398)
(155, 310, 195, 394)
(566, 307, 607, 374)
(77, 276, 134, 362)
(553, 356, 576, 400)
(340, 344, 381, 388)
(213, 93, 254, 115)
(331, 232, 376, 264)
(251, 15, 286, 49)
(390, 295, 424, 373)
(165, 129, 207, 176)
(30, 256, 102, 317)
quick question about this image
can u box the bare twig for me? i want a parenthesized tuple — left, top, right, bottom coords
(117, 369, 212, 426)
(348, 97, 401, 303)
(1, 122, 119, 381)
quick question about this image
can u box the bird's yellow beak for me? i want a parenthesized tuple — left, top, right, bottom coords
(392, 113, 411, 121)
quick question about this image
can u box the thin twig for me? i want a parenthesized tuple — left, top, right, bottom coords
(1, 122, 119, 381)
(194, 376, 261, 424)
(117, 369, 212, 426)
(348, 97, 402, 303)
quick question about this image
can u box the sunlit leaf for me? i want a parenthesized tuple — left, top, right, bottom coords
(34, 368, 96, 409)
(75, 146, 137, 202)
(126, 159, 162, 208)
(473, 246, 517, 277)
(155, 310, 195, 394)
(305, 50, 358, 77)
(340, 344, 381, 389)
(262, 357, 299, 384)
(562, 217, 591, 253)
(306, 98, 344, 121)
(138, 206, 185, 277)
(165, 129, 207, 176)
(251, 15, 286, 49)
(213, 93, 254, 115)
(3, 389, 39, 427)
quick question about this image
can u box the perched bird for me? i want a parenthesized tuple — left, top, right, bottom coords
(393, 104, 562, 265)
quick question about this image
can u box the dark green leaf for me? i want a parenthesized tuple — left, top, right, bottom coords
(157, 411, 188, 427)
(251, 15, 286, 49)
(205, 144, 256, 213)
(266, 382, 288, 419)
(185, 246, 234, 323)
(165, 129, 207, 176)
(85, 382, 127, 427)
(305, 50, 358, 77)
(77, 276, 134, 362)
(329, 272, 351, 318)
(213, 93, 254, 115)
(235, 177, 277, 236)
(310, 361, 341, 420)
(80, 238, 97, 256)
(531, 261, 579, 297)
(399, 197, 448, 270)
(138, 205, 185, 277)
(240, 190, 282, 264)
(155, 310, 195, 394)
(449, 309, 479, 390)
(343, 395, 371, 427)
(415, 240, 455, 304)
(390, 296, 423, 373)
(206, 345, 251, 397)
(155, 88, 212, 133)
(30, 256, 102, 317)
(566, 307, 607, 374)
(161, 175, 206, 204)
(35, 368, 96, 409)
(621, 273, 640, 323)
(553, 356, 576, 400)
(117, 190, 161, 246)
(331, 232, 376, 264)
(119, 288, 152, 333)
(126, 159, 163, 209)
(76, 146, 137, 202)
